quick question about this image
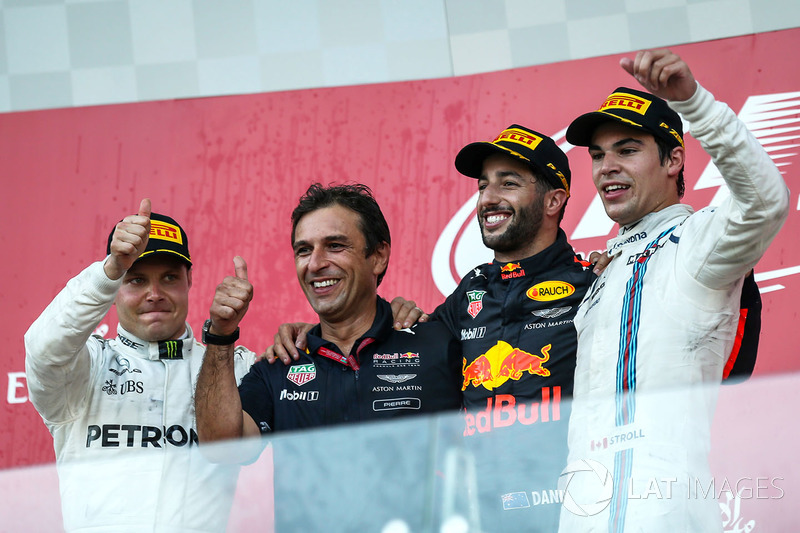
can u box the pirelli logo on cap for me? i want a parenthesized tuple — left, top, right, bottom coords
(547, 163, 570, 195)
(493, 127, 543, 151)
(661, 121, 685, 147)
(150, 220, 183, 244)
(599, 92, 652, 116)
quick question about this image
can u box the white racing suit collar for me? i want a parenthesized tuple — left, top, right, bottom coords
(111, 323, 195, 361)
(606, 204, 694, 258)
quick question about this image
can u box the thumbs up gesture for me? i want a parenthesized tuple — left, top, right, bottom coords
(208, 256, 254, 337)
(104, 198, 152, 280)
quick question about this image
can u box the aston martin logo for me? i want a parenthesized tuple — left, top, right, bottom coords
(377, 374, 417, 384)
(531, 306, 572, 319)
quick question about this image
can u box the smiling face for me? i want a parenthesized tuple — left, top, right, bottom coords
(292, 204, 389, 324)
(588, 122, 683, 226)
(477, 153, 549, 262)
(114, 255, 192, 342)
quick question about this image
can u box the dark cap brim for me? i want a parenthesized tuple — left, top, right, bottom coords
(137, 249, 192, 267)
(455, 141, 537, 179)
(566, 111, 645, 147)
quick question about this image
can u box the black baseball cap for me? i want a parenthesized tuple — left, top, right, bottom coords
(106, 212, 192, 267)
(455, 124, 571, 197)
(566, 86, 684, 149)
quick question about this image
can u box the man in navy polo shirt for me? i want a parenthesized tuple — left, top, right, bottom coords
(195, 183, 462, 531)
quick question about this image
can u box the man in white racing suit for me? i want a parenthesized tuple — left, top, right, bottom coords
(559, 50, 789, 531)
(24, 199, 255, 532)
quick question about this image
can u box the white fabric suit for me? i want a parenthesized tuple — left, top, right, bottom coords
(560, 84, 790, 532)
(25, 260, 256, 533)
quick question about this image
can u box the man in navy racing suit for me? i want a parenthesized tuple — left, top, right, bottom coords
(426, 125, 596, 531)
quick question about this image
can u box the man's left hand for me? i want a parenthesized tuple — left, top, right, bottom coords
(209, 256, 253, 337)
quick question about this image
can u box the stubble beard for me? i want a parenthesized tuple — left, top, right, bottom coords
(479, 199, 545, 255)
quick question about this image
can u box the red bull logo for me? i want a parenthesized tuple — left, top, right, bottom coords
(400, 352, 418, 359)
(462, 341, 551, 391)
(463, 386, 561, 436)
(500, 262, 521, 273)
(499, 262, 526, 280)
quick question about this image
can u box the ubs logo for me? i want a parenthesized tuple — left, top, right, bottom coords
(102, 379, 143, 395)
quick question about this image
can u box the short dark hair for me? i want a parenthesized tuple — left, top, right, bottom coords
(529, 169, 568, 223)
(291, 183, 391, 286)
(654, 136, 685, 199)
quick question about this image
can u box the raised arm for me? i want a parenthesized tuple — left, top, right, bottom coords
(624, 49, 789, 287)
(195, 256, 260, 442)
(24, 199, 152, 422)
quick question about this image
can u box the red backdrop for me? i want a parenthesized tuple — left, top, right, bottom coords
(1, 29, 798, 469)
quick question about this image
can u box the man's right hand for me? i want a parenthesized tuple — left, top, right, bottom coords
(588, 250, 612, 275)
(104, 198, 151, 280)
(208, 256, 253, 337)
(262, 322, 315, 364)
(390, 296, 428, 330)
(196, 256, 258, 445)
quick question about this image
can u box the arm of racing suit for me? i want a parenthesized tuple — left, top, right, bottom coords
(24, 260, 121, 424)
(670, 83, 790, 289)
(428, 290, 465, 350)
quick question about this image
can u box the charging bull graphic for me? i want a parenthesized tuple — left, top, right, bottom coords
(462, 341, 551, 391)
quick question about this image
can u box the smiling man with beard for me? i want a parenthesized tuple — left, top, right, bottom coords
(420, 125, 596, 532)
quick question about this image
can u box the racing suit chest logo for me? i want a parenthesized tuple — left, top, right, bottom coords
(466, 290, 487, 318)
(287, 363, 316, 386)
(526, 281, 575, 302)
(500, 262, 526, 280)
(462, 341, 551, 391)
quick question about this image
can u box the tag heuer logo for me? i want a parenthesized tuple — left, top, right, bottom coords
(287, 363, 316, 386)
(466, 290, 487, 319)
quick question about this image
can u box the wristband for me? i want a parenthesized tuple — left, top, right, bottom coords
(202, 319, 240, 345)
